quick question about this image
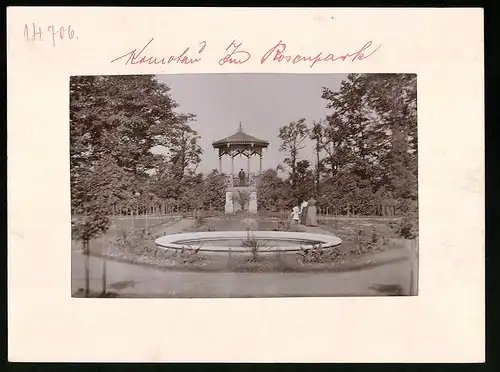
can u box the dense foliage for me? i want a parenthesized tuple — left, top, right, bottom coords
(70, 75, 204, 241)
(259, 73, 418, 236)
(71, 73, 418, 241)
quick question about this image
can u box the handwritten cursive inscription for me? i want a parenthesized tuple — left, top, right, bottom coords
(109, 38, 382, 68)
(23, 22, 76, 47)
(261, 40, 382, 67)
(111, 38, 206, 66)
(218, 40, 251, 66)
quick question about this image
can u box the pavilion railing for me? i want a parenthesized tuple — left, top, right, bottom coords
(225, 173, 261, 187)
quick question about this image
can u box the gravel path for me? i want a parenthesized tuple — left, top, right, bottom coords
(72, 252, 410, 297)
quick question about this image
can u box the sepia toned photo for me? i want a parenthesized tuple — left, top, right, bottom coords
(8, 6, 485, 362)
(70, 73, 418, 298)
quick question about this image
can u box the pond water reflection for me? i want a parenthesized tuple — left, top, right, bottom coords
(174, 238, 321, 248)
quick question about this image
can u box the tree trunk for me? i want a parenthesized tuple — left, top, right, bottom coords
(315, 143, 321, 196)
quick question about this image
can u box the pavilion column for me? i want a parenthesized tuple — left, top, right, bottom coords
(231, 155, 235, 176)
(259, 154, 262, 175)
(218, 155, 222, 173)
(247, 155, 250, 177)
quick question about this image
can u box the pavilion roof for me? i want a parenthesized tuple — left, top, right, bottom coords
(212, 124, 269, 148)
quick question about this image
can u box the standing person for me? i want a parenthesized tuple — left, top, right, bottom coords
(307, 197, 318, 227)
(300, 199, 308, 225)
(291, 206, 301, 225)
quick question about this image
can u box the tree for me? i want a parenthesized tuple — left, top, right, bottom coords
(70, 75, 198, 294)
(278, 118, 309, 188)
(310, 121, 324, 196)
(322, 74, 382, 184)
(201, 170, 227, 210)
(320, 73, 417, 222)
(70, 74, 199, 204)
(178, 173, 205, 210)
(256, 168, 294, 211)
(293, 160, 315, 205)
(71, 155, 133, 296)
(316, 115, 350, 178)
(151, 162, 182, 201)
(70, 75, 183, 181)
(164, 114, 202, 181)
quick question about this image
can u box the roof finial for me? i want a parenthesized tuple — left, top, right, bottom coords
(238, 122, 242, 132)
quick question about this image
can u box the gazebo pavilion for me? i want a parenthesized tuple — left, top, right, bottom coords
(212, 124, 269, 214)
(212, 123, 269, 186)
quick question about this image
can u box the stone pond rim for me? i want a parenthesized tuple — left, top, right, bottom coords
(155, 231, 343, 254)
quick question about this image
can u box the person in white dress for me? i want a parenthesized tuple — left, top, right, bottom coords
(291, 206, 300, 225)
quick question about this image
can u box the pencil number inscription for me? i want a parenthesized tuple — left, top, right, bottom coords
(23, 23, 77, 46)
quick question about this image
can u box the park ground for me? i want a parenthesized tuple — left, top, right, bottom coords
(71, 215, 415, 298)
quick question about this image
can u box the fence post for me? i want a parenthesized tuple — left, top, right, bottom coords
(406, 238, 419, 296)
(101, 252, 107, 296)
(84, 240, 90, 298)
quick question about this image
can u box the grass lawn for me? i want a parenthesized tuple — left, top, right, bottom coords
(318, 216, 401, 239)
(71, 216, 181, 254)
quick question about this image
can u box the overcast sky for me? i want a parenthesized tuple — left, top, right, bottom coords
(156, 73, 348, 174)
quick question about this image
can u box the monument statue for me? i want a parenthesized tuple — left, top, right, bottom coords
(238, 169, 246, 186)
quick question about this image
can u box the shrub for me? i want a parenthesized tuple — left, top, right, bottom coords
(395, 216, 418, 239)
(298, 244, 345, 263)
(176, 245, 202, 264)
(113, 228, 157, 256)
(241, 236, 269, 262)
(194, 211, 206, 227)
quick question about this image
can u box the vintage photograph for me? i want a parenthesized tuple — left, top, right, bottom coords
(70, 73, 418, 298)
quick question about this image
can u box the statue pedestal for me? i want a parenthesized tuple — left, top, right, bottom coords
(225, 186, 258, 214)
(224, 191, 234, 214)
(248, 191, 257, 214)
